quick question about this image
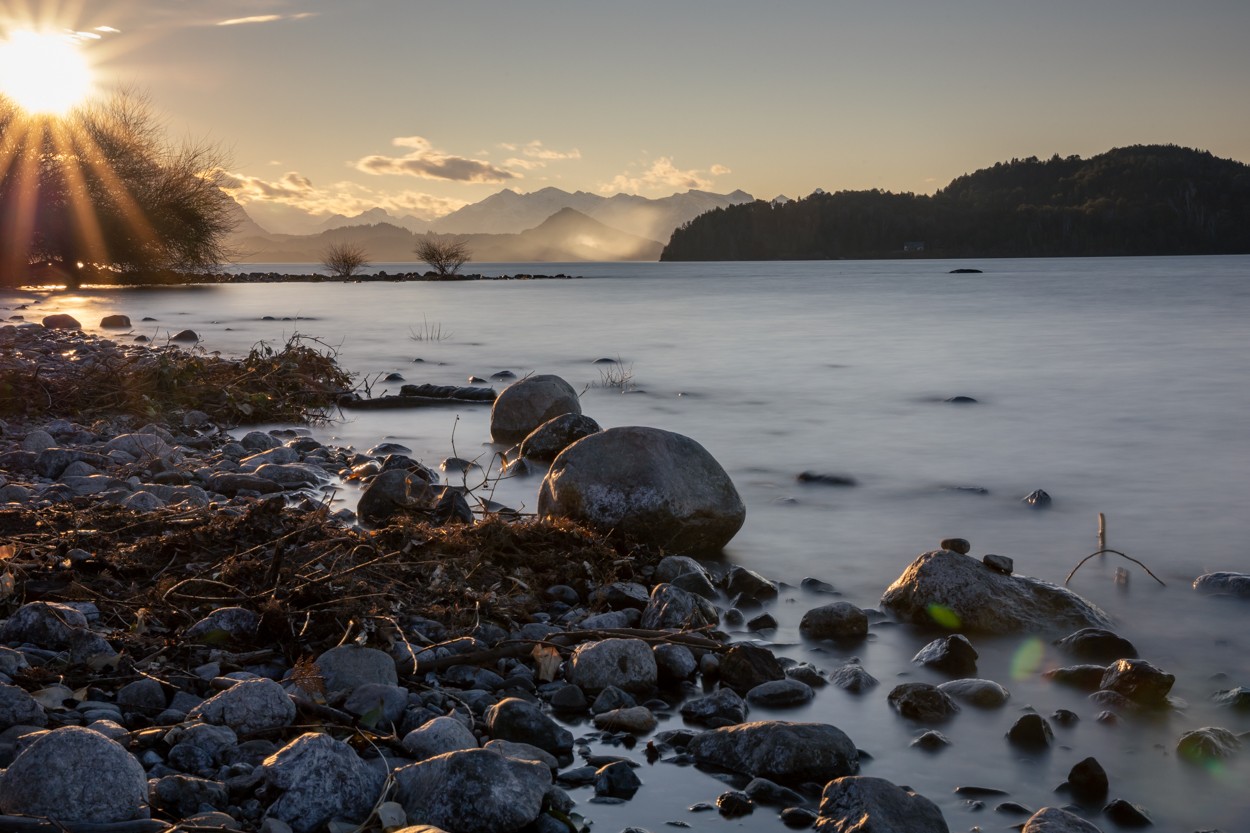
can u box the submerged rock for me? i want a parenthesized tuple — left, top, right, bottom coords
(815, 776, 949, 832)
(887, 683, 960, 722)
(537, 426, 745, 554)
(1192, 571, 1250, 598)
(1021, 807, 1105, 832)
(1098, 658, 1174, 706)
(912, 634, 978, 676)
(1053, 628, 1137, 663)
(1176, 726, 1241, 762)
(1063, 756, 1108, 804)
(880, 550, 1111, 634)
(936, 678, 1010, 708)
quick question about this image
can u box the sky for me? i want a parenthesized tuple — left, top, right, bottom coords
(4, 0, 1249, 232)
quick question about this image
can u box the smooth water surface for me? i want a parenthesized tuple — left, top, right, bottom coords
(11, 256, 1250, 831)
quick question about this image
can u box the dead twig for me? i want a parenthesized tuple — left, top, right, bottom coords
(1065, 548, 1166, 587)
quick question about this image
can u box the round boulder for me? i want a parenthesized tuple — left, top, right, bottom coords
(537, 426, 745, 554)
(490, 375, 581, 445)
(394, 748, 550, 833)
(519, 413, 601, 462)
(0, 726, 148, 822)
(569, 638, 657, 695)
(688, 721, 860, 786)
(815, 776, 949, 833)
(41, 314, 81, 330)
(800, 602, 868, 640)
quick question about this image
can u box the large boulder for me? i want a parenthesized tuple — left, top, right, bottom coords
(538, 426, 745, 554)
(0, 726, 149, 822)
(519, 413, 601, 462)
(394, 748, 551, 833)
(568, 638, 658, 694)
(357, 469, 438, 525)
(687, 721, 860, 786)
(815, 776, 949, 833)
(189, 678, 296, 735)
(880, 550, 1111, 634)
(490, 375, 581, 445)
(262, 732, 386, 833)
(1021, 807, 1105, 832)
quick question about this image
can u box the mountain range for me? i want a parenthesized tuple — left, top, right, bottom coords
(231, 187, 754, 263)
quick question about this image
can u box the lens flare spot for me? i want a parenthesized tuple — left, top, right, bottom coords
(925, 603, 961, 629)
(1011, 637, 1045, 680)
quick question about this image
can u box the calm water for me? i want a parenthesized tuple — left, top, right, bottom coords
(12, 256, 1250, 831)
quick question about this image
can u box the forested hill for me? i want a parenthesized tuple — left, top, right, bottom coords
(660, 145, 1250, 260)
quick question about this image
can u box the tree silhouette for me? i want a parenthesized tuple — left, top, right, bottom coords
(414, 236, 471, 277)
(320, 241, 370, 277)
(0, 89, 236, 288)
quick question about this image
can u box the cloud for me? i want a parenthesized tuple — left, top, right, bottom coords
(600, 157, 729, 194)
(220, 170, 466, 220)
(353, 136, 516, 183)
(217, 12, 316, 26)
(521, 141, 581, 161)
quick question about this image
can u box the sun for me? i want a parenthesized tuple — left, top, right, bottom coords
(0, 29, 93, 115)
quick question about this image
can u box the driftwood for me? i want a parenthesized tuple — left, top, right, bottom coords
(408, 626, 727, 674)
(1065, 548, 1166, 587)
(0, 817, 170, 833)
(338, 394, 491, 410)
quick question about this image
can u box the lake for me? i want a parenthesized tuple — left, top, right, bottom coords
(13, 255, 1250, 831)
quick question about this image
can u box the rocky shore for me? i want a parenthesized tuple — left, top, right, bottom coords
(0, 319, 1245, 833)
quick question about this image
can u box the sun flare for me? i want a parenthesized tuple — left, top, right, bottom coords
(0, 29, 93, 115)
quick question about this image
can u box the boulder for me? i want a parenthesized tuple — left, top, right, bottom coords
(1064, 757, 1108, 803)
(394, 748, 551, 833)
(490, 375, 581, 444)
(357, 469, 438, 524)
(41, 314, 81, 329)
(880, 550, 1111, 634)
(0, 600, 89, 647)
(0, 683, 49, 729)
(1053, 628, 1137, 663)
(262, 732, 386, 833)
(1006, 714, 1054, 749)
(912, 634, 978, 675)
(189, 678, 296, 734)
(829, 662, 878, 693)
(718, 643, 786, 695)
(688, 721, 860, 786)
(537, 426, 745, 554)
(1021, 807, 1105, 833)
(0, 726, 148, 822)
(746, 679, 814, 708)
(484, 697, 573, 760)
(681, 687, 748, 727)
(814, 776, 949, 833)
(936, 678, 1009, 708)
(519, 413, 601, 461)
(1098, 658, 1173, 706)
(568, 638, 657, 695)
(800, 602, 868, 640)
(887, 683, 960, 722)
(402, 716, 479, 760)
(639, 583, 718, 631)
(100, 314, 131, 328)
(1176, 726, 1241, 762)
(184, 607, 260, 643)
(1192, 571, 1250, 598)
(315, 645, 398, 698)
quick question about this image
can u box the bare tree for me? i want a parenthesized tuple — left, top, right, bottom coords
(320, 241, 370, 278)
(415, 236, 471, 277)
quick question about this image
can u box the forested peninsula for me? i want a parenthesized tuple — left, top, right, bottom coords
(660, 145, 1250, 260)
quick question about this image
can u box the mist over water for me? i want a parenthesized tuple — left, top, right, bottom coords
(20, 255, 1250, 830)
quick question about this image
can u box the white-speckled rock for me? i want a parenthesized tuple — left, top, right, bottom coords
(0, 726, 149, 822)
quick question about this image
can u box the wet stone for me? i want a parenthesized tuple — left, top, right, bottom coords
(1103, 798, 1152, 827)
(912, 634, 978, 676)
(887, 683, 960, 722)
(1006, 713, 1054, 749)
(745, 679, 814, 708)
(716, 790, 754, 817)
(940, 537, 971, 554)
(1064, 756, 1108, 803)
(1054, 628, 1137, 663)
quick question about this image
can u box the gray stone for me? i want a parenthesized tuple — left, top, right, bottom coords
(1006, 714, 1053, 749)
(41, 314, 81, 329)
(1064, 756, 1108, 803)
(745, 776, 805, 806)
(100, 314, 132, 328)
(1192, 571, 1250, 598)
(983, 554, 1014, 574)
(639, 583, 718, 631)
(484, 697, 573, 760)
(746, 679, 814, 708)
(688, 721, 860, 786)
(912, 634, 978, 676)
(0, 601, 89, 647)
(1021, 807, 1105, 833)
(936, 678, 1010, 708)
(315, 645, 398, 697)
(105, 433, 176, 460)
(569, 638, 658, 695)
(718, 643, 786, 696)
(165, 722, 238, 770)
(0, 683, 48, 729)
(800, 602, 868, 640)
(207, 472, 282, 496)
(1043, 664, 1108, 690)
(590, 685, 635, 714)
(655, 555, 711, 584)
(1098, 658, 1173, 706)
(394, 748, 551, 833)
(880, 550, 1111, 634)
(595, 761, 642, 799)
(653, 643, 697, 683)
(490, 375, 581, 445)
(829, 662, 878, 693)
(344, 683, 409, 728)
(0, 726, 148, 822)
(681, 686, 748, 727)
(1053, 628, 1137, 663)
(263, 733, 385, 833)
(401, 716, 479, 760)
(481, 739, 558, 771)
(537, 426, 745, 554)
(519, 413, 601, 462)
(189, 678, 296, 734)
(153, 774, 230, 817)
(814, 776, 949, 833)
(185, 607, 260, 643)
(1176, 726, 1241, 762)
(357, 469, 437, 524)
(887, 683, 960, 722)
(592, 706, 657, 734)
(20, 429, 56, 452)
